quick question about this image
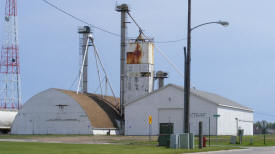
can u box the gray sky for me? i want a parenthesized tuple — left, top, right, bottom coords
(1, 0, 275, 122)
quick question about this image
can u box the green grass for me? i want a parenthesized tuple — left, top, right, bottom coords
(1, 134, 274, 154)
(0, 141, 240, 154)
(1, 134, 275, 147)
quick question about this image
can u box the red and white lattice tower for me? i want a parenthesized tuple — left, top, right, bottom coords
(0, 0, 21, 109)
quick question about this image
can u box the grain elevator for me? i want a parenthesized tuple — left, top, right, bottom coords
(124, 35, 154, 104)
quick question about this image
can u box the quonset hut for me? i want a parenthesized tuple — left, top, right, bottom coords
(11, 89, 121, 135)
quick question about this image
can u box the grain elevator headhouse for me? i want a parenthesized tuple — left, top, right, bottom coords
(124, 34, 154, 104)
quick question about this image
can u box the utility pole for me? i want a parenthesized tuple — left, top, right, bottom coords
(184, 0, 191, 133)
(116, 4, 129, 134)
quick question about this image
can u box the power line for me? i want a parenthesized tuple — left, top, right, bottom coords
(41, 0, 120, 37)
(42, 0, 187, 43)
(127, 11, 187, 44)
(126, 12, 199, 87)
(127, 12, 187, 79)
(154, 38, 187, 44)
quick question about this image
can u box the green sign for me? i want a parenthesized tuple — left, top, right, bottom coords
(213, 114, 220, 118)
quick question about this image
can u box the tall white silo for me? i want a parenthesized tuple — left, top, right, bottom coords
(124, 35, 154, 104)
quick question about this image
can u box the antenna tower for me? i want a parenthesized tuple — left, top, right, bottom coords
(0, 0, 21, 109)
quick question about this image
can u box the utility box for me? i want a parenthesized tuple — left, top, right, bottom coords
(169, 133, 194, 149)
(189, 133, 194, 149)
(159, 123, 174, 134)
(170, 134, 180, 149)
(158, 123, 174, 147)
(238, 129, 244, 144)
(230, 136, 237, 144)
(179, 133, 189, 149)
(158, 135, 171, 147)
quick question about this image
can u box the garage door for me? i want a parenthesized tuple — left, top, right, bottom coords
(158, 108, 184, 134)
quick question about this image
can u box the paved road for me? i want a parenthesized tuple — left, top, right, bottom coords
(187, 146, 275, 154)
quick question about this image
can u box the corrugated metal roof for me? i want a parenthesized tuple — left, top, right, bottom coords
(189, 87, 253, 112)
(126, 84, 253, 112)
(57, 89, 121, 129)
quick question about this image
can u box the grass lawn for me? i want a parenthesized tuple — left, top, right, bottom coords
(0, 141, 240, 154)
(1, 134, 274, 154)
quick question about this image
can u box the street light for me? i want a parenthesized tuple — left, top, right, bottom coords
(184, 0, 229, 134)
(191, 21, 229, 31)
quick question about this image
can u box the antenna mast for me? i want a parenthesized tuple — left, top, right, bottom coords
(0, 0, 21, 109)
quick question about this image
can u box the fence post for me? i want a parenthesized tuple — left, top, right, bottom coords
(199, 121, 203, 149)
(209, 116, 210, 147)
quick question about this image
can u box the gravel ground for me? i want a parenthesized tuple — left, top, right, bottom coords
(0, 135, 158, 144)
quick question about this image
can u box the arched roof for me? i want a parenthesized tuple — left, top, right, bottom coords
(57, 89, 121, 128)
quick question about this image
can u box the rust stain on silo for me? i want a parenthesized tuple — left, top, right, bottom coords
(127, 43, 142, 64)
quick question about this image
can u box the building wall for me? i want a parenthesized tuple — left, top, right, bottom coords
(11, 89, 93, 134)
(125, 86, 218, 135)
(125, 64, 154, 103)
(158, 108, 184, 134)
(189, 95, 218, 136)
(217, 106, 253, 135)
(125, 85, 254, 136)
(125, 86, 182, 135)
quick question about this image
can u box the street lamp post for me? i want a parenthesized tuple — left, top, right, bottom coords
(184, 0, 192, 134)
(184, 0, 229, 134)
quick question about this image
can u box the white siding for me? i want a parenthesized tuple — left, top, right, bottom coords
(190, 95, 218, 136)
(125, 85, 254, 136)
(158, 108, 184, 134)
(125, 64, 154, 104)
(125, 86, 218, 135)
(125, 86, 184, 135)
(217, 106, 253, 135)
(11, 89, 93, 134)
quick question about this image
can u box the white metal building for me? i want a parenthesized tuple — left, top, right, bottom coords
(11, 88, 121, 135)
(125, 84, 254, 136)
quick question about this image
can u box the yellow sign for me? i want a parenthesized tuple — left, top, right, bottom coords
(149, 115, 152, 125)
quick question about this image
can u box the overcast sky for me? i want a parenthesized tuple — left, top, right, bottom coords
(1, 0, 275, 122)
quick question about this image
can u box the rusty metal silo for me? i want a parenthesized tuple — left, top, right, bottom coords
(124, 34, 154, 104)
